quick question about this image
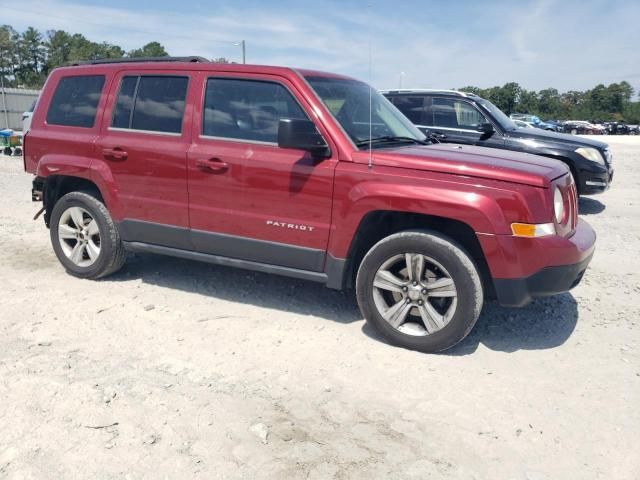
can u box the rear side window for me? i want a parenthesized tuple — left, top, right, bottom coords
(392, 96, 432, 125)
(111, 76, 189, 134)
(202, 78, 308, 143)
(46, 75, 105, 128)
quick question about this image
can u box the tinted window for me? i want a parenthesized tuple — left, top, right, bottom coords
(111, 76, 138, 129)
(111, 76, 188, 133)
(131, 76, 188, 133)
(432, 98, 486, 129)
(46, 75, 105, 128)
(392, 96, 432, 125)
(203, 78, 308, 143)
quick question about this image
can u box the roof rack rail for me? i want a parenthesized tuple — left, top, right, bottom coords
(70, 56, 210, 66)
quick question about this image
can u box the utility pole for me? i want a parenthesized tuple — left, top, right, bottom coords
(0, 46, 9, 130)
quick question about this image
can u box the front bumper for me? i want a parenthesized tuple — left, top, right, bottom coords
(579, 163, 614, 195)
(481, 219, 596, 307)
(493, 252, 593, 307)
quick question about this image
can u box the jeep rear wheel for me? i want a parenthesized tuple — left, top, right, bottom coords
(50, 191, 125, 279)
(356, 230, 483, 353)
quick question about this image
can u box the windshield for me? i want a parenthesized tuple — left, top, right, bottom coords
(477, 98, 517, 131)
(305, 76, 426, 148)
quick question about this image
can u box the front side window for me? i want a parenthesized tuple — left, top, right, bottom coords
(477, 99, 517, 131)
(111, 75, 188, 134)
(202, 78, 309, 143)
(305, 76, 425, 148)
(432, 98, 487, 130)
(46, 75, 105, 128)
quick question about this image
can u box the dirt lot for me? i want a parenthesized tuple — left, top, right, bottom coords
(0, 137, 638, 479)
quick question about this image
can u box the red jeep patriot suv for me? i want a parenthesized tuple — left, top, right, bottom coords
(24, 57, 596, 352)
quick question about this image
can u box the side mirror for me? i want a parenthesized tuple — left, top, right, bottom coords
(477, 122, 494, 134)
(278, 118, 330, 158)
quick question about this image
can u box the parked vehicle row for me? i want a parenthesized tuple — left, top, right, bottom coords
(602, 121, 638, 135)
(561, 120, 605, 135)
(381, 89, 614, 195)
(509, 114, 562, 132)
(507, 114, 640, 136)
(24, 58, 598, 353)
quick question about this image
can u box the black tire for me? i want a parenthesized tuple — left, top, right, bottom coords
(356, 230, 483, 353)
(49, 191, 126, 279)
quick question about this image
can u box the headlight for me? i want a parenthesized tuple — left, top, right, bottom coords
(575, 147, 605, 165)
(554, 187, 564, 223)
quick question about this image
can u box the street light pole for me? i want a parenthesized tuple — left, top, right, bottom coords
(232, 40, 246, 64)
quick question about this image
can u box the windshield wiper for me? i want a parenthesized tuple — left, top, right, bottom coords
(355, 136, 430, 148)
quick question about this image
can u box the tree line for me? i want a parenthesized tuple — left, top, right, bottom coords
(459, 81, 640, 124)
(0, 25, 232, 88)
(2, 24, 639, 123)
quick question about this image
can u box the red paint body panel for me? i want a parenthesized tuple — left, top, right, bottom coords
(478, 218, 595, 279)
(93, 68, 196, 226)
(25, 61, 595, 291)
(362, 144, 568, 188)
(187, 72, 338, 250)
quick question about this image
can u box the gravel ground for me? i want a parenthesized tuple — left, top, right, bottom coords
(0, 136, 638, 479)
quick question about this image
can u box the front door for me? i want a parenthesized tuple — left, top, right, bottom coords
(187, 74, 337, 272)
(97, 71, 194, 247)
(424, 96, 505, 148)
(392, 95, 504, 148)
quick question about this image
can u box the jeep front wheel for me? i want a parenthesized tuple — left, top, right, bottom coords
(50, 191, 125, 279)
(356, 230, 483, 353)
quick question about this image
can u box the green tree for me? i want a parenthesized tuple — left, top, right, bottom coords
(0, 25, 19, 87)
(537, 88, 561, 118)
(127, 41, 168, 58)
(14, 26, 46, 86)
(517, 89, 539, 114)
(45, 30, 73, 71)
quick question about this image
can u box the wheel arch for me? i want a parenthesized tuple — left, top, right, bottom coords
(43, 175, 105, 227)
(338, 210, 494, 297)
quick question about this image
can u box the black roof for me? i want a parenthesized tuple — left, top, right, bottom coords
(69, 56, 210, 66)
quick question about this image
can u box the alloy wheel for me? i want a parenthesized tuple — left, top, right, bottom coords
(372, 253, 458, 336)
(57, 206, 101, 267)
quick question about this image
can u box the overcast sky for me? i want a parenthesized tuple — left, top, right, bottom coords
(5, 0, 640, 96)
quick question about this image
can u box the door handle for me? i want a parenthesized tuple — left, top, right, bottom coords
(102, 147, 128, 160)
(196, 158, 229, 174)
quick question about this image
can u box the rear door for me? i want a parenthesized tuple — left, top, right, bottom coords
(97, 70, 194, 247)
(187, 73, 338, 271)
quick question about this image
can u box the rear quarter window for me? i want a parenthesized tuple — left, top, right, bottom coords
(46, 75, 105, 128)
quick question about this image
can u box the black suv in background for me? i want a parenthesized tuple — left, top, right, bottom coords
(382, 89, 614, 195)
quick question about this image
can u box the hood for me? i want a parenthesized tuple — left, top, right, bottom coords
(506, 127, 609, 150)
(352, 143, 568, 188)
